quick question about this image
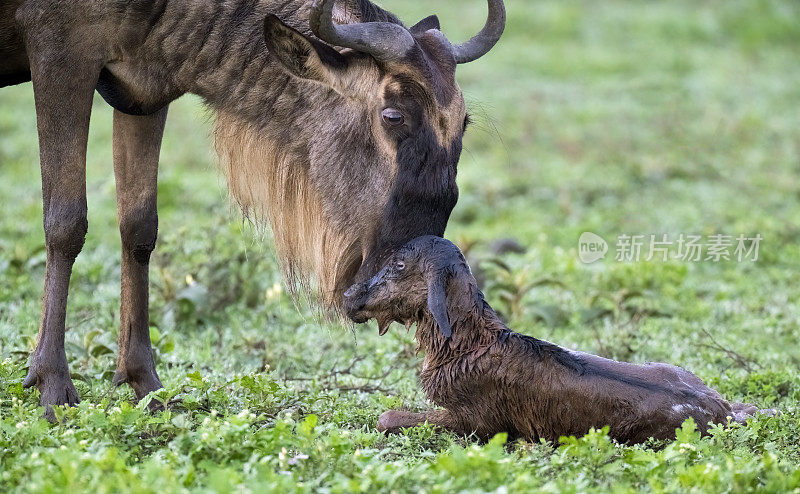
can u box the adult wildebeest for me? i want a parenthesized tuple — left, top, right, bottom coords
(0, 0, 505, 417)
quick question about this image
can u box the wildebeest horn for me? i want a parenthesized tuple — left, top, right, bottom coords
(450, 0, 506, 64)
(310, 0, 415, 62)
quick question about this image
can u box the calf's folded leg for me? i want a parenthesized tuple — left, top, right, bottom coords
(377, 409, 467, 435)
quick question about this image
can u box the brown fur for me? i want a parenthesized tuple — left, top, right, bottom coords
(345, 236, 763, 444)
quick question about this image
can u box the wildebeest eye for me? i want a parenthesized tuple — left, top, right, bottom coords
(395, 260, 405, 271)
(381, 108, 404, 126)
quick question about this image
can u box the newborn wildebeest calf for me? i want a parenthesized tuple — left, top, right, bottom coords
(344, 236, 760, 444)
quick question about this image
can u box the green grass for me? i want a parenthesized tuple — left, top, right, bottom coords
(2, 0, 800, 491)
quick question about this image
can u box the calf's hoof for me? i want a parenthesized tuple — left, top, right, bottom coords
(729, 402, 779, 424)
(377, 410, 427, 434)
(376, 411, 395, 433)
(23, 367, 80, 422)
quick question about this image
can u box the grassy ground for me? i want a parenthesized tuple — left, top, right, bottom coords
(2, 0, 800, 491)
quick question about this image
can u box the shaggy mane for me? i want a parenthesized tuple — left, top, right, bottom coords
(214, 111, 362, 310)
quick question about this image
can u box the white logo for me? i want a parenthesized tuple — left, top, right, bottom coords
(578, 232, 608, 263)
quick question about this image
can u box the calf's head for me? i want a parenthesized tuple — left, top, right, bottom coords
(215, 0, 505, 311)
(344, 235, 478, 337)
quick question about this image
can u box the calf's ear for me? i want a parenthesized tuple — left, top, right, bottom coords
(263, 15, 347, 84)
(426, 273, 452, 338)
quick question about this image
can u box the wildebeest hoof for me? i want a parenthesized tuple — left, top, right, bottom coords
(23, 366, 80, 422)
(112, 366, 163, 403)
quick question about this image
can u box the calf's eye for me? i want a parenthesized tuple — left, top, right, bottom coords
(381, 108, 404, 126)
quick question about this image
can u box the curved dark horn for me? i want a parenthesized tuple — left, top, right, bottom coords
(451, 0, 506, 64)
(310, 0, 415, 62)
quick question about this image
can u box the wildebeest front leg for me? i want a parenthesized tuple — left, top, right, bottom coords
(21, 40, 102, 419)
(110, 108, 168, 402)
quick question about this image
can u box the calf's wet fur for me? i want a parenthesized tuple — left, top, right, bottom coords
(344, 236, 765, 444)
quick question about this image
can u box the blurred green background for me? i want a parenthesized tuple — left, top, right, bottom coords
(1, 0, 799, 491)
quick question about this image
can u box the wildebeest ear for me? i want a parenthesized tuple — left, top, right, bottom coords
(426, 272, 452, 338)
(410, 15, 441, 34)
(263, 15, 347, 83)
